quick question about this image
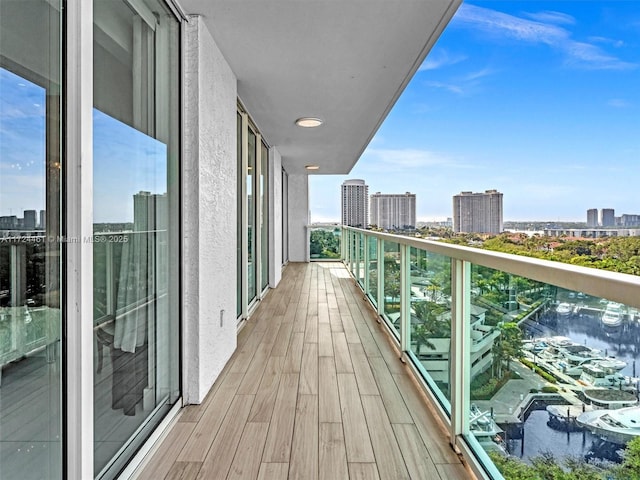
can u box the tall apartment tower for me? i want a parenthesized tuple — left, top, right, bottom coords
(452, 189, 503, 234)
(587, 209, 598, 227)
(370, 192, 416, 230)
(601, 208, 615, 227)
(23, 210, 37, 230)
(341, 179, 368, 228)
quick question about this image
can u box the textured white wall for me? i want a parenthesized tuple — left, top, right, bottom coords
(182, 15, 237, 404)
(268, 148, 283, 286)
(287, 174, 309, 262)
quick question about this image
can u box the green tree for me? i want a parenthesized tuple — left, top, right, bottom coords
(492, 322, 523, 377)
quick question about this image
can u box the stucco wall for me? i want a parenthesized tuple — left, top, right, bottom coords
(182, 15, 237, 403)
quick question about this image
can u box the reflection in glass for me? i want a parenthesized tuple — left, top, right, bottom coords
(0, 0, 62, 476)
(93, 0, 179, 476)
(247, 129, 257, 302)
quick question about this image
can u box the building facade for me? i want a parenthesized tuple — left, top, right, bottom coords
(341, 179, 369, 228)
(369, 192, 416, 230)
(587, 208, 598, 227)
(452, 190, 503, 234)
(601, 208, 615, 227)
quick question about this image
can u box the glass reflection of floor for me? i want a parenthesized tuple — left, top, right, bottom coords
(94, 344, 149, 475)
(0, 344, 152, 478)
(0, 350, 61, 479)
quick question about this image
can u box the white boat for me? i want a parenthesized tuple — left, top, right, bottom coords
(554, 345, 623, 377)
(602, 302, 624, 328)
(577, 406, 640, 445)
(556, 302, 572, 316)
(578, 363, 637, 390)
(470, 404, 506, 453)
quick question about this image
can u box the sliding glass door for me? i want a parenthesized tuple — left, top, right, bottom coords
(92, 0, 180, 476)
(0, 1, 62, 478)
(237, 111, 270, 319)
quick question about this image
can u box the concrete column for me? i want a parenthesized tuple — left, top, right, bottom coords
(287, 173, 309, 262)
(182, 15, 238, 403)
(268, 147, 283, 286)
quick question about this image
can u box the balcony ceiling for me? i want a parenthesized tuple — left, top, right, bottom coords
(180, 0, 461, 174)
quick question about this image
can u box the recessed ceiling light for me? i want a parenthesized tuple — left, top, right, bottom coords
(295, 117, 323, 128)
(305, 165, 320, 170)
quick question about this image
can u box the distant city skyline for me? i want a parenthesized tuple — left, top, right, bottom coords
(310, 1, 640, 223)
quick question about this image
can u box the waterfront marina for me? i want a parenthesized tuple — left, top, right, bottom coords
(476, 297, 640, 465)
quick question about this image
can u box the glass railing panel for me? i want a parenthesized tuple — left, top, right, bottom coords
(465, 264, 640, 478)
(382, 240, 401, 338)
(350, 230, 358, 275)
(357, 232, 365, 288)
(309, 226, 341, 261)
(408, 247, 452, 405)
(366, 235, 378, 306)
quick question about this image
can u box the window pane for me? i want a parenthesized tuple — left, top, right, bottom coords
(247, 129, 257, 302)
(0, 0, 62, 477)
(93, 0, 180, 476)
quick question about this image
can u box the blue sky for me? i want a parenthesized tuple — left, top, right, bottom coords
(310, 1, 640, 223)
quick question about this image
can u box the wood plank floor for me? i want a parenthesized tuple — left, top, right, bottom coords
(135, 262, 475, 480)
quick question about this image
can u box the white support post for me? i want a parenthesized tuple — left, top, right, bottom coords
(450, 258, 470, 447)
(354, 233, 360, 284)
(400, 244, 411, 353)
(65, 0, 94, 477)
(363, 233, 369, 293)
(377, 238, 384, 317)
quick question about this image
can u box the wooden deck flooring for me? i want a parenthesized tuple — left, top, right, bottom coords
(135, 262, 474, 480)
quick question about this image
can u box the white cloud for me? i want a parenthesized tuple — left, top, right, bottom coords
(424, 81, 465, 95)
(523, 10, 576, 26)
(607, 98, 631, 108)
(361, 148, 461, 170)
(419, 49, 467, 71)
(454, 4, 636, 71)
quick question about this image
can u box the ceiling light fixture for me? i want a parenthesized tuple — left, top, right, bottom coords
(295, 117, 323, 128)
(305, 165, 320, 171)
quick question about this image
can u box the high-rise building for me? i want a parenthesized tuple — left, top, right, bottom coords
(39, 209, 46, 229)
(587, 209, 598, 227)
(452, 190, 503, 234)
(369, 192, 416, 230)
(23, 210, 37, 230)
(341, 179, 368, 228)
(601, 208, 615, 227)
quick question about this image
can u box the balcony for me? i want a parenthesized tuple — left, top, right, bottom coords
(135, 262, 472, 480)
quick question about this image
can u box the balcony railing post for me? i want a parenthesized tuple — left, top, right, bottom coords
(363, 233, 369, 293)
(400, 244, 410, 353)
(450, 258, 470, 446)
(352, 231, 357, 275)
(10, 244, 26, 309)
(354, 232, 360, 283)
(341, 227, 347, 263)
(377, 238, 384, 316)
